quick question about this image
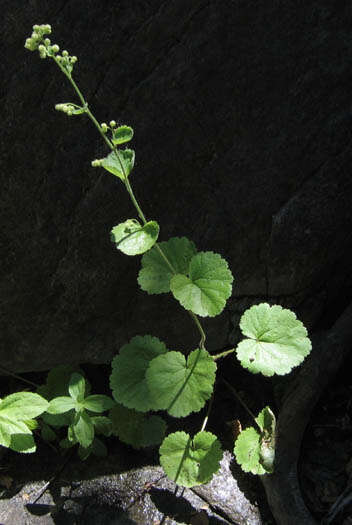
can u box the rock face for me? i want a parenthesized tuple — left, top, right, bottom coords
(1, 1, 352, 372)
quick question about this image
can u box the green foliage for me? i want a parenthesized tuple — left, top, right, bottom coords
(236, 303, 312, 376)
(112, 125, 134, 145)
(146, 348, 216, 417)
(160, 431, 223, 487)
(100, 149, 135, 180)
(23, 23, 313, 485)
(110, 335, 167, 412)
(170, 252, 233, 317)
(138, 237, 197, 294)
(0, 392, 48, 453)
(110, 404, 166, 449)
(111, 219, 159, 255)
(234, 407, 276, 474)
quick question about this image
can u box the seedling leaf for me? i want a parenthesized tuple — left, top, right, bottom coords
(0, 392, 48, 420)
(110, 404, 166, 449)
(46, 396, 76, 414)
(101, 149, 135, 180)
(146, 348, 216, 417)
(170, 252, 233, 317)
(160, 431, 223, 487)
(138, 237, 197, 294)
(72, 411, 94, 448)
(69, 373, 86, 402)
(110, 335, 168, 412)
(83, 395, 115, 413)
(236, 303, 312, 376)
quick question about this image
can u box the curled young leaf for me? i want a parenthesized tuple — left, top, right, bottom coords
(112, 125, 134, 145)
(111, 219, 159, 256)
(236, 303, 312, 376)
(160, 431, 223, 487)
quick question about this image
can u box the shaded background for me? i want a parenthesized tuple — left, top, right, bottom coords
(1, 0, 352, 372)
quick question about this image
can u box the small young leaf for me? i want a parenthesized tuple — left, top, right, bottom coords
(111, 219, 159, 256)
(46, 396, 76, 414)
(236, 303, 312, 376)
(138, 237, 197, 294)
(101, 149, 135, 180)
(37, 365, 85, 400)
(0, 392, 49, 421)
(146, 348, 216, 417)
(112, 125, 134, 145)
(110, 404, 166, 449)
(234, 427, 266, 475)
(160, 431, 223, 487)
(72, 411, 94, 448)
(110, 335, 168, 412)
(69, 373, 86, 402)
(91, 416, 112, 436)
(83, 395, 115, 413)
(170, 252, 233, 317)
(234, 406, 276, 475)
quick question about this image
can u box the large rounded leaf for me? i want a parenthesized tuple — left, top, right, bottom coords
(138, 237, 197, 294)
(111, 219, 159, 255)
(110, 404, 166, 449)
(236, 303, 312, 376)
(160, 431, 223, 487)
(170, 252, 233, 317)
(109, 335, 168, 412)
(146, 348, 216, 417)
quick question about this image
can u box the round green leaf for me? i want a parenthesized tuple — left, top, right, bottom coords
(234, 427, 266, 475)
(0, 392, 49, 421)
(101, 149, 135, 180)
(83, 395, 115, 413)
(236, 303, 312, 376)
(110, 335, 168, 412)
(138, 237, 197, 294)
(160, 431, 223, 487)
(110, 404, 166, 449)
(112, 125, 134, 145)
(111, 219, 159, 256)
(170, 251, 233, 317)
(146, 348, 216, 417)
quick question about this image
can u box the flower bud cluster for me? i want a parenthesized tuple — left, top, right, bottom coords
(55, 103, 76, 116)
(56, 52, 78, 73)
(91, 159, 103, 167)
(24, 24, 51, 52)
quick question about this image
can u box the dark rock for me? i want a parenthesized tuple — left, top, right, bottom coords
(1, 1, 352, 371)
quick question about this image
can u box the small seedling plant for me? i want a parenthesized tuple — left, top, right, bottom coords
(1, 24, 312, 485)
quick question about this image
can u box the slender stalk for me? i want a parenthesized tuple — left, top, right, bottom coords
(222, 377, 259, 428)
(212, 348, 235, 360)
(0, 365, 40, 389)
(51, 57, 207, 348)
(200, 393, 214, 432)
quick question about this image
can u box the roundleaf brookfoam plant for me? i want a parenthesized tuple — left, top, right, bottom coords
(22, 24, 312, 484)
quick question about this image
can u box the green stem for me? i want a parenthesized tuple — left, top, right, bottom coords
(0, 365, 40, 389)
(200, 392, 214, 432)
(51, 56, 207, 348)
(221, 378, 259, 428)
(212, 348, 235, 360)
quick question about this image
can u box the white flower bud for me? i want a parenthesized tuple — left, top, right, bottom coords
(45, 24, 52, 33)
(38, 44, 45, 52)
(33, 25, 39, 31)
(101, 123, 108, 133)
(91, 159, 102, 167)
(109, 120, 116, 128)
(51, 44, 59, 53)
(70, 56, 78, 63)
(62, 50, 68, 57)
(44, 38, 51, 45)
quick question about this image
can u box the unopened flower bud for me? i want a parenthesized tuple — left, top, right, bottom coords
(101, 123, 108, 133)
(109, 120, 116, 128)
(44, 38, 51, 45)
(62, 50, 68, 57)
(70, 56, 78, 63)
(38, 44, 45, 52)
(31, 32, 40, 40)
(51, 44, 59, 53)
(33, 24, 39, 31)
(44, 24, 52, 33)
(91, 159, 102, 167)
